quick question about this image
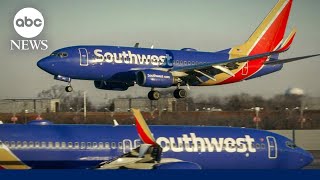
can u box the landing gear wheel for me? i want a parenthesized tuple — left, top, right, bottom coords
(148, 90, 161, 100)
(65, 86, 73, 92)
(174, 89, 187, 99)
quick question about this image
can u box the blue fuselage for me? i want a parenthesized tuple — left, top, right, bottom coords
(0, 124, 312, 169)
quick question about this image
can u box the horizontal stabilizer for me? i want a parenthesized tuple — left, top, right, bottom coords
(265, 54, 320, 65)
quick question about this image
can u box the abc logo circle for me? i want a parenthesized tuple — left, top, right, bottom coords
(13, 7, 44, 38)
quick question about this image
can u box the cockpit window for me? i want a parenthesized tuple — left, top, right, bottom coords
(57, 52, 68, 58)
(50, 52, 57, 56)
(286, 141, 297, 149)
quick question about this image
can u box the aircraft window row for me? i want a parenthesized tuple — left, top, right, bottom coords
(3, 141, 129, 150)
(252, 143, 266, 149)
(174, 60, 209, 66)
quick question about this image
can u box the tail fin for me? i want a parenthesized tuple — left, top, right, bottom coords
(131, 108, 156, 145)
(231, 0, 293, 56)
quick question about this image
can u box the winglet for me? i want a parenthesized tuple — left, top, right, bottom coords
(277, 28, 297, 53)
(113, 119, 119, 127)
(131, 108, 156, 145)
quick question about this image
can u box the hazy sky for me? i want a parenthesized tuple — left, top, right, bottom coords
(0, 0, 319, 104)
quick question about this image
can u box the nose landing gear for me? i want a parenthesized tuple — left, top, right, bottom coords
(65, 84, 73, 92)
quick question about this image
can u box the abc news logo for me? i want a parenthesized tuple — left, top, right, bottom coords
(10, 7, 48, 51)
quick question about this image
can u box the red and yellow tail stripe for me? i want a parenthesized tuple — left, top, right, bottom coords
(0, 142, 30, 169)
(277, 28, 297, 52)
(131, 109, 156, 145)
(201, 0, 294, 86)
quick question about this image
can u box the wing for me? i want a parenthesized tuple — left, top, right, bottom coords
(96, 109, 200, 170)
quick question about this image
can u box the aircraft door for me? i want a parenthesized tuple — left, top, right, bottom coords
(242, 62, 249, 75)
(79, 48, 88, 66)
(123, 139, 133, 154)
(266, 136, 278, 159)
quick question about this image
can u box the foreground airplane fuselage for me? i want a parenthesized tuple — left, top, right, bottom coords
(37, 0, 320, 100)
(0, 124, 313, 169)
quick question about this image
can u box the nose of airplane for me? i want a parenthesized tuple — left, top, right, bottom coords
(301, 150, 314, 168)
(37, 57, 53, 73)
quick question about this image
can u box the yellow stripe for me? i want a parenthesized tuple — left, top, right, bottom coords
(0, 143, 30, 169)
(131, 109, 155, 142)
(200, 0, 289, 86)
(282, 27, 297, 47)
(231, 0, 289, 56)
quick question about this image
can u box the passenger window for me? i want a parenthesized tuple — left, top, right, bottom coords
(4, 141, 9, 147)
(10, 141, 15, 148)
(93, 142, 97, 149)
(256, 143, 260, 149)
(261, 143, 265, 149)
(35, 141, 40, 148)
(55, 142, 60, 148)
(29, 141, 34, 148)
(81, 142, 85, 149)
(23, 141, 28, 148)
(87, 142, 91, 149)
(74, 142, 79, 149)
(17, 141, 21, 148)
(68, 142, 73, 149)
(111, 142, 116, 149)
(99, 142, 103, 149)
(41, 142, 46, 148)
(48, 142, 53, 148)
(118, 142, 123, 149)
(61, 142, 66, 148)
(105, 142, 110, 149)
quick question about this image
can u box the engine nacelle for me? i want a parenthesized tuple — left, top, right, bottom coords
(94, 81, 129, 91)
(136, 70, 174, 88)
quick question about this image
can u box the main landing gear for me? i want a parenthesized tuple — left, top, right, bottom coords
(173, 88, 187, 99)
(173, 83, 187, 99)
(147, 84, 187, 100)
(148, 88, 161, 101)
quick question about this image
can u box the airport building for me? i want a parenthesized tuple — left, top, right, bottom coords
(303, 97, 320, 110)
(0, 98, 60, 113)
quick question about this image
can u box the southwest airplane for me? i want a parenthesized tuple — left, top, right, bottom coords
(37, 0, 320, 100)
(0, 109, 314, 169)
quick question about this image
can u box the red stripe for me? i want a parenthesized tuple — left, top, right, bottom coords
(134, 117, 156, 145)
(277, 33, 296, 52)
(219, 1, 293, 85)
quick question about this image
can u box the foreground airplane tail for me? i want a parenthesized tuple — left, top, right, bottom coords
(231, 0, 293, 57)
